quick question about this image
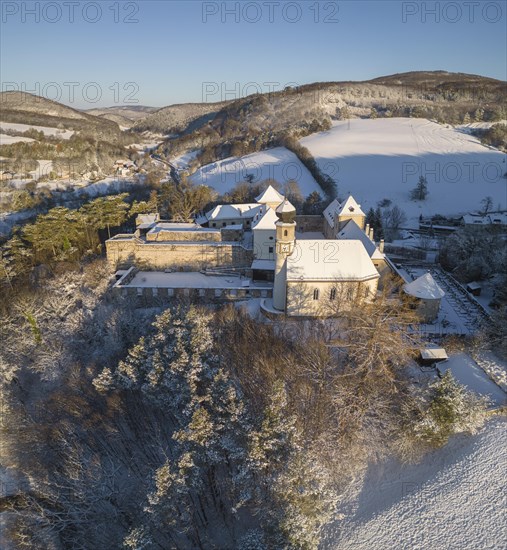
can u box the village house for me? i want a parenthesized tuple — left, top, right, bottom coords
(461, 212, 507, 229)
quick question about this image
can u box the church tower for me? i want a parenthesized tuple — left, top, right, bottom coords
(273, 198, 296, 311)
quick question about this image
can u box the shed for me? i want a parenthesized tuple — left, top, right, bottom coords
(419, 348, 448, 365)
(466, 281, 482, 296)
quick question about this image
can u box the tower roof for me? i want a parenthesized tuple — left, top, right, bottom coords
(276, 198, 296, 214)
(275, 198, 296, 222)
(255, 184, 284, 204)
(403, 272, 445, 300)
(337, 195, 365, 217)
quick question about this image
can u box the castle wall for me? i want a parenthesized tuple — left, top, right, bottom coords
(113, 285, 272, 305)
(106, 238, 252, 271)
(294, 215, 324, 233)
(146, 229, 221, 242)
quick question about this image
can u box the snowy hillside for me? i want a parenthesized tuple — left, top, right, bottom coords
(322, 418, 507, 550)
(190, 147, 323, 197)
(300, 118, 506, 224)
(0, 121, 75, 139)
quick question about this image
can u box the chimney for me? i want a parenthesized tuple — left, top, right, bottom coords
(369, 227, 374, 240)
(379, 239, 385, 253)
(365, 223, 370, 237)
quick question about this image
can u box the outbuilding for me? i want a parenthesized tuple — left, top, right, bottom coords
(403, 272, 445, 323)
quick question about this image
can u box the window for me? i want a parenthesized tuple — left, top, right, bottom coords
(269, 236, 273, 240)
(313, 288, 319, 300)
(364, 286, 369, 298)
(212, 222, 216, 227)
(222, 222, 226, 227)
(284, 229, 288, 237)
(330, 287, 337, 300)
(269, 246, 274, 254)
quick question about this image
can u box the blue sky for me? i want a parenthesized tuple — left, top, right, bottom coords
(1, 0, 506, 109)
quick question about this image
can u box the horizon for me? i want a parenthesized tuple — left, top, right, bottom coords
(2, 68, 506, 111)
(1, 1, 506, 109)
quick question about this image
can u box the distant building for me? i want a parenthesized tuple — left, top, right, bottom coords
(461, 212, 507, 229)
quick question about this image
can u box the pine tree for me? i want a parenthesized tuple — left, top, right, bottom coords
(410, 176, 428, 201)
(415, 370, 489, 446)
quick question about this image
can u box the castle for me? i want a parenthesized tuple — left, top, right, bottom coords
(106, 186, 393, 316)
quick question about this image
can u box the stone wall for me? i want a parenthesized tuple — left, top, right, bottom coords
(113, 285, 272, 305)
(106, 238, 253, 271)
(221, 227, 244, 242)
(295, 215, 324, 233)
(146, 229, 221, 242)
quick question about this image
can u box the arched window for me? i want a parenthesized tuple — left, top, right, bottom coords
(284, 229, 288, 237)
(330, 287, 337, 300)
(313, 288, 319, 300)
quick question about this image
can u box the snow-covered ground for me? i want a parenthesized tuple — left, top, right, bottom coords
(171, 149, 200, 170)
(300, 118, 506, 226)
(439, 353, 506, 408)
(0, 121, 74, 139)
(0, 133, 35, 145)
(456, 120, 507, 132)
(322, 417, 507, 550)
(190, 147, 324, 197)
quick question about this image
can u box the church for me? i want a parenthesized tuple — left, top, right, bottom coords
(106, 185, 391, 317)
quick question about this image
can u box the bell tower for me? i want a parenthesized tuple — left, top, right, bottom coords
(273, 199, 296, 311)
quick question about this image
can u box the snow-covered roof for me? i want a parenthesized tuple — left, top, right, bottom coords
(206, 203, 262, 221)
(420, 348, 448, 361)
(336, 219, 383, 259)
(136, 213, 159, 225)
(404, 272, 445, 300)
(252, 207, 278, 230)
(489, 213, 507, 225)
(255, 184, 284, 204)
(148, 222, 207, 233)
(466, 281, 482, 290)
(337, 195, 365, 217)
(323, 198, 340, 228)
(224, 224, 243, 230)
(251, 259, 275, 270)
(462, 214, 489, 225)
(286, 240, 379, 282)
(275, 198, 296, 214)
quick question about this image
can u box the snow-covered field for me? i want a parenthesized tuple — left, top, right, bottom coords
(322, 417, 507, 550)
(300, 118, 506, 225)
(190, 147, 324, 197)
(0, 133, 35, 145)
(171, 149, 200, 170)
(0, 121, 74, 139)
